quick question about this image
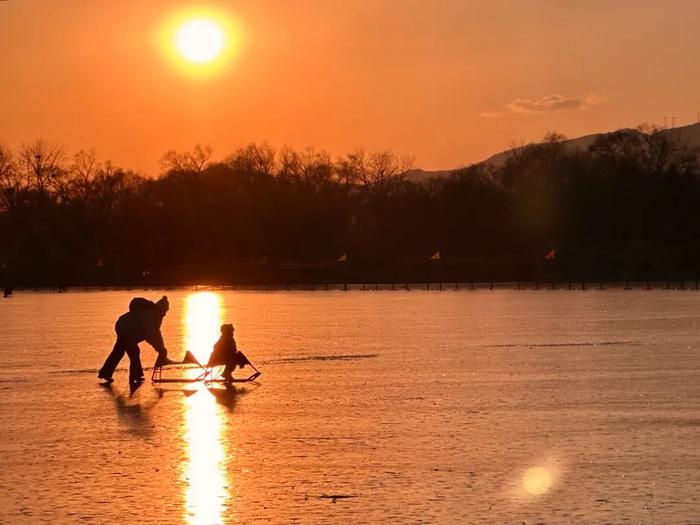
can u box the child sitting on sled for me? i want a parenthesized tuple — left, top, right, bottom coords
(208, 323, 250, 382)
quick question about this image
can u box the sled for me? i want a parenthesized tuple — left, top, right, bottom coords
(151, 351, 262, 383)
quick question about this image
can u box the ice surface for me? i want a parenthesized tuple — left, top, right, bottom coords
(0, 289, 699, 523)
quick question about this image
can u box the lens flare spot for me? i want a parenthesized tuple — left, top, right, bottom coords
(522, 467, 552, 496)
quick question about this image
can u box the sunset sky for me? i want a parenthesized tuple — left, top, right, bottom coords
(1, 0, 699, 174)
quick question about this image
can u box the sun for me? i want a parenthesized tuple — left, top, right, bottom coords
(176, 19, 225, 64)
(159, 8, 240, 77)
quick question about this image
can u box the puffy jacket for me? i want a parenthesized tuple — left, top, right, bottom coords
(115, 308, 166, 352)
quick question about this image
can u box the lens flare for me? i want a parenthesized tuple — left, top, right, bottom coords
(522, 467, 552, 496)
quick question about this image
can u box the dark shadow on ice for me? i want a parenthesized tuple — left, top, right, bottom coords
(100, 382, 158, 438)
(206, 383, 258, 411)
(154, 386, 199, 398)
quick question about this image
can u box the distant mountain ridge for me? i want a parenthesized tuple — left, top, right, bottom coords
(409, 122, 700, 182)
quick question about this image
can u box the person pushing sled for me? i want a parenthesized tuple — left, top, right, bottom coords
(99, 296, 260, 384)
(98, 295, 175, 384)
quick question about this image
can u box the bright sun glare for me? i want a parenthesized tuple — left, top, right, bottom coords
(185, 292, 222, 365)
(176, 19, 225, 64)
(160, 9, 238, 76)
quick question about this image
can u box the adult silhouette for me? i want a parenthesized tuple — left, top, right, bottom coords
(98, 295, 172, 383)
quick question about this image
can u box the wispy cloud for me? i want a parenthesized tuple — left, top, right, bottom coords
(481, 93, 605, 118)
(479, 110, 506, 119)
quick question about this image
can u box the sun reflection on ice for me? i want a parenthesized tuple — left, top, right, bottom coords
(184, 292, 222, 365)
(184, 392, 230, 524)
(182, 292, 231, 524)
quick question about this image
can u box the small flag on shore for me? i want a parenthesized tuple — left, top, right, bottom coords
(545, 249, 556, 260)
(430, 251, 440, 260)
(338, 254, 348, 262)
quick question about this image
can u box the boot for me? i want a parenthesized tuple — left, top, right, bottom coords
(97, 371, 114, 383)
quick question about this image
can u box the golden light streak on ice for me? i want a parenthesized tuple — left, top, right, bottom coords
(182, 291, 232, 524)
(184, 291, 222, 365)
(183, 390, 230, 524)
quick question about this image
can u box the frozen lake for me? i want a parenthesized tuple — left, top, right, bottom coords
(1, 289, 699, 523)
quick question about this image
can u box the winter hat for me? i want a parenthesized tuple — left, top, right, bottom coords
(155, 295, 169, 313)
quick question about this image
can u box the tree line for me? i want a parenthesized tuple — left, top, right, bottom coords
(1, 125, 699, 286)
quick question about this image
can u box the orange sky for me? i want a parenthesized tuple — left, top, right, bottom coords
(1, 0, 699, 174)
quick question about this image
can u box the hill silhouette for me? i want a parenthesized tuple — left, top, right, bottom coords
(410, 122, 700, 181)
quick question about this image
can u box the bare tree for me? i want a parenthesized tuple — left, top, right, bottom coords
(639, 124, 695, 174)
(277, 146, 301, 179)
(366, 150, 413, 190)
(538, 132, 567, 165)
(70, 149, 98, 200)
(334, 149, 413, 193)
(0, 143, 20, 210)
(300, 148, 333, 185)
(18, 139, 67, 194)
(505, 139, 528, 165)
(589, 128, 643, 167)
(160, 144, 213, 174)
(225, 143, 276, 176)
(334, 149, 367, 188)
(277, 146, 334, 185)
(591, 124, 695, 175)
